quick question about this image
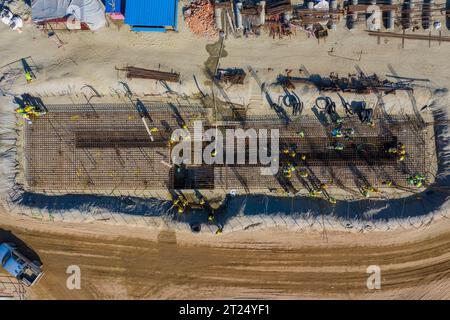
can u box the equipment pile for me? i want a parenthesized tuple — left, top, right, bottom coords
(216, 68, 246, 85)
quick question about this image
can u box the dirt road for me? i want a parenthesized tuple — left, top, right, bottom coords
(0, 209, 449, 300)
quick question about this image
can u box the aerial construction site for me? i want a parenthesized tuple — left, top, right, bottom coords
(0, 0, 449, 301)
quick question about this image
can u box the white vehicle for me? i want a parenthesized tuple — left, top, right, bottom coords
(0, 243, 44, 287)
(0, 7, 23, 31)
(0, 8, 13, 25)
(9, 15, 23, 30)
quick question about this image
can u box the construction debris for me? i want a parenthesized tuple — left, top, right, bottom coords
(266, 14, 294, 39)
(117, 66, 180, 83)
(216, 68, 246, 85)
(280, 71, 414, 94)
(185, 0, 218, 37)
(1, 7, 23, 32)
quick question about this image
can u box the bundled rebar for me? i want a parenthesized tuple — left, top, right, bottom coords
(119, 66, 180, 82)
(266, 0, 292, 16)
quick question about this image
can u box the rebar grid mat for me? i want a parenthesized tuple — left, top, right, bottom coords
(25, 103, 207, 192)
(0, 276, 26, 300)
(24, 104, 432, 193)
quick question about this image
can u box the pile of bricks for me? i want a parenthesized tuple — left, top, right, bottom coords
(185, 0, 218, 37)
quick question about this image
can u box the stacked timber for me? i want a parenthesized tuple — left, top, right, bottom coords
(242, 2, 262, 34)
(266, 0, 292, 16)
(241, 4, 262, 16)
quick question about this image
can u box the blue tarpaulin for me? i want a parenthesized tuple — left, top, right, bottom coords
(124, 0, 178, 32)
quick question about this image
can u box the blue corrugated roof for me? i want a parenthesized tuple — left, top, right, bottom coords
(3, 257, 24, 277)
(125, 0, 178, 29)
(0, 244, 23, 278)
(105, 0, 123, 14)
(0, 244, 11, 266)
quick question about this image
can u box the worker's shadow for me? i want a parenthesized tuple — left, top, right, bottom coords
(135, 99, 153, 122)
(0, 228, 42, 266)
(350, 101, 366, 114)
(312, 106, 328, 125)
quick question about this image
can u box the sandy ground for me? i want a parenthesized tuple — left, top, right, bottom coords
(0, 206, 449, 300)
(1, 1, 450, 103)
(1, 1, 449, 300)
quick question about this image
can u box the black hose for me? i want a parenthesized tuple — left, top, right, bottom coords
(337, 92, 353, 115)
(282, 90, 303, 116)
(315, 96, 336, 115)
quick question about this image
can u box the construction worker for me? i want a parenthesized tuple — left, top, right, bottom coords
(18, 112, 32, 124)
(174, 195, 188, 214)
(382, 180, 393, 187)
(283, 163, 295, 179)
(398, 147, 406, 161)
(328, 197, 337, 204)
(408, 175, 425, 187)
(415, 173, 425, 181)
(15, 105, 45, 124)
(343, 128, 355, 140)
(297, 130, 305, 138)
(387, 147, 398, 155)
(299, 169, 308, 178)
(288, 163, 295, 172)
(150, 127, 159, 134)
(410, 173, 426, 187)
(344, 128, 355, 136)
(283, 166, 292, 179)
(361, 185, 375, 197)
(25, 71, 32, 83)
(282, 145, 290, 155)
(173, 196, 180, 206)
(15, 106, 29, 115)
(301, 154, 306, 161)
(216, 226, 223, 235)
(333, 142, 344, 151)
(331, 128, 343, 138)
(309, 190, 320, 197)
(208, 212, 215, 222)
(289, 149, 296, 158)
